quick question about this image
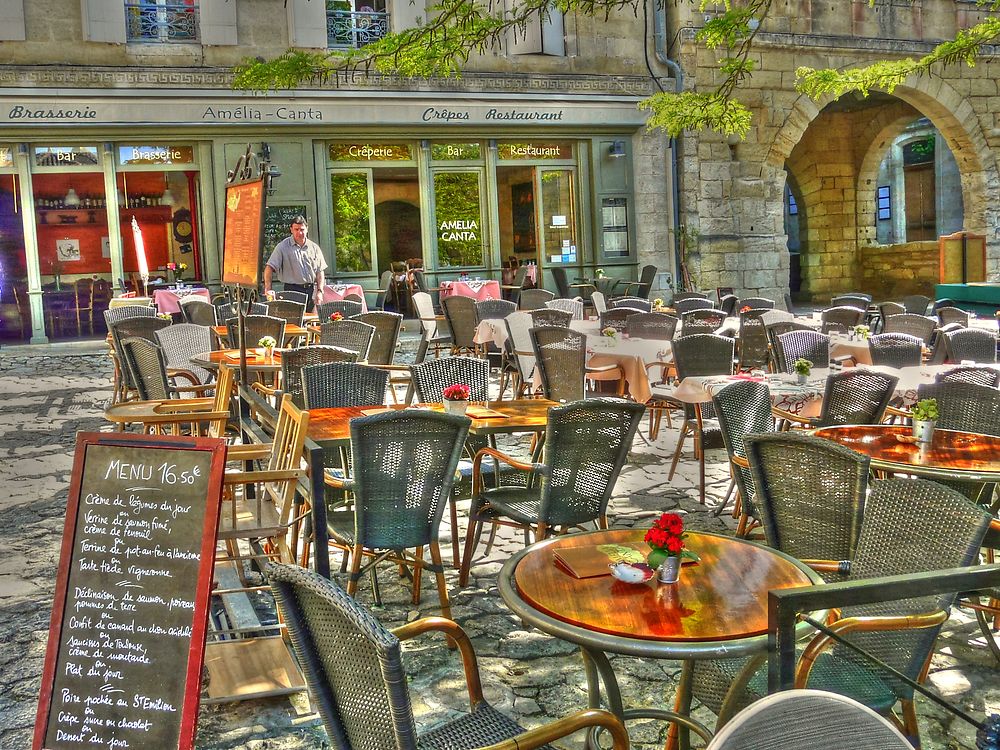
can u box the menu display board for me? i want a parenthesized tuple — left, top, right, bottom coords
(34, 433, 226, 750)
(262, 204, 307, 258)
(939, 230, 986, 284)
(222, 178, 265, 287)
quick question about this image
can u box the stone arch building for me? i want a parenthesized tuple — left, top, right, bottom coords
(669, 1, 1000, 302)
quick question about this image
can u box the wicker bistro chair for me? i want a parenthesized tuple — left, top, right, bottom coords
(626, 312, 678, 340)
(120, 337, 213, 402)
(881, 313, 937, 345)
(830, 294, 871, 310)
(876, 302, 905, 332)
(546, 297, 584, 320)
(459, 398, 645, 586)
(154, 322, 215, 386)
(266, 564, 628, 750)
(216, 300, 267, 322)
(868, 333, 923, 369)
(225, 315, 287, 351)
(500, 311, 537, 398)
(719, 294, 739, 317)
(412, 291, 451, 362)
(711, 380, 773, 535)
(679, 309, 728, 339)
(936, 364, 1000, 387)
(528, 307, 572, 329)
(550, 266, 572, 299)
(275, 289, 310, 305)
(590, 290, 608, 315)
(179, 298, 217, 326)
(474, 298, 516, 323)
(254, 345, 359, 409)
(674, 297, 716, 315)
(108, 315, 172, 402)
(945, 327, 998, 363)
(500, 264, 529, 305)
(821, 306, 865, 334)
(353, 311, 402, 366)
(316, 299, 364, 322)
(765, 322, 813, 372)
(266, 299, 306, 327)
(737, 309, 770, 371)
(901, 294, 931, 315)
(610, 296, 652, 312)
(774, 329, 830, 373)
(663, 334, 735, 503)
(103, 303, 156, 328)
(740, 296, 776, 310)
(705, 690, 912, 750)
(518, 288, 556, 311)
(302, 361, 386, 411)
(324, 410, 471, 618)
(317, 319, 376, 360)
(692, 478, 989, 747)
(672, 291, 710, 302)
(937, 305, 970, 328)
(775, 369, 898, 430)
(441, 295, 480, 356)
(635, 264, 657, 300)
(599, 307, 643, 332)
(529, 326, 625, 401)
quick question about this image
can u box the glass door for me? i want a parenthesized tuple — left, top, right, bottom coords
(538, 167, 577, 265)
(330, 170, 375, 273)
(431, 169, 485, 269)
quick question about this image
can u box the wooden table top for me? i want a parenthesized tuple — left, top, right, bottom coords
(510, 529, 815, 643)
(813, 424, 1000, 480)
(212, 324, 308, 339)
(308, 399, 559, 445)
(191, 349, 283, 372)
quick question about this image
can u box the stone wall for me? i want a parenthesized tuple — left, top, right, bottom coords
(859, 241, 939, 300)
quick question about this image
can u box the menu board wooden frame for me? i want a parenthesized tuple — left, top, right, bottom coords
(34, 433, 226, 750)
(222, 178, 266, 287)
(939, 230, 986, 284)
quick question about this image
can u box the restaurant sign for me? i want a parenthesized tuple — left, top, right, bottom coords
(118, 145, 196, 166)
(33, 145, 100, 167)
(498, 142, 574, 160)
(431, 142, 482, 161)
(328, 143, 412, 162)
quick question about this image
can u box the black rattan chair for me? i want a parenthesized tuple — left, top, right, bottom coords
(635, 264, 657, 300)
(108, 315, 172, 402)
(317, 319, 376, 360)
(944, 327, 997, 363)
(776, 369, 897, 429)
(225, 314, 286, 351)
(518, 288, 556, 311)
(179, 298, 217, 326)
(267, 563, 628, 750)
(266, 299, 306, 327)
(216, 300, 266, 321)
(610, 296, 652, 312)
(626, 312, 678, 340)
(881, 313, 936, 345)
(737, 309, 770, 371)
(672, 291, 709, 303)
(937, 305, 970, 328)
(460, 398, 645, 585)
(599, 307, 642, 332)
(302, 361, 386, 410)
(868, 333, 923, 368)
(674, 297, 716, 315)
(353, 311, 402, 366)
(680, 308, 727, 337)
(529, 307, 573, 328)
(901, 294, 931, 315)
(411, 356, 490, 403)
(317, 299, 364, 321)
(441, 295, 479, 355)
(275, 289, 310, 305)
(268, 345, 359, 408)
(324, 410, 470, 618)
(936, 364, 1000, 387)
(103, 304, 156, 329)
(530, 326, 586, 402)
(740, 296, 775, 310)
(154, 322, 215, 385)
(774, 329, 830, 373)
(474, 298, 516, 323)
(120, 336, 210, 402)
(765, 322, 814, 372)
(821, 306, 864, 334)
(830, 294, 870, 310)
(719, 294, 739, 317)
(875, 301, 904, 333)
(546, 297, 584, 320)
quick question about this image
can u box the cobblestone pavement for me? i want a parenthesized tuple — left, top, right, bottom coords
(1, 340, 996, 749)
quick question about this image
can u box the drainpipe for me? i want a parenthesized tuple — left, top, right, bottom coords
(652, 0, 684, 290)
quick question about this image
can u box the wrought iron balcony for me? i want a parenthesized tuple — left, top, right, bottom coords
(125, 2, 199, 43)
(327, 9, 390, 49)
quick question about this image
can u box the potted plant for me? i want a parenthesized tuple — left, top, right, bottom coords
(442, 383, 471, 415)
(793, 357, 812, 385)
(595, 268, 606, 279)
(257, 335, 277, 360)
(644, 512, 699, 584)
(852, 324, 870, 341)
(653, 297, 664, 310)
(911, 398, 938, 444)
(601, 325, 618, 345)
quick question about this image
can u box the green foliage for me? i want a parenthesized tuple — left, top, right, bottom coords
(330, 174, 372, 272)
(641, 91, 752, 138)
(912, 398, 939, 422)
(433, 172, 484, 267)
(793, 357, 812, 376)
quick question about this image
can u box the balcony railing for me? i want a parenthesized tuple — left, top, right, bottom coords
(125, 2, 199, 43)
(326, 9, 389, 49)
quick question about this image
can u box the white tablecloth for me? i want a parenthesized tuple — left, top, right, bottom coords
(670, 374, 825, 415)
(322, 283, 368, 312)
(440, 279, 501, 301)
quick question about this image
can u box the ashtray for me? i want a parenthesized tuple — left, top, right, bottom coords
(609, 561, 655, 584)
(895, 434, 921, 444)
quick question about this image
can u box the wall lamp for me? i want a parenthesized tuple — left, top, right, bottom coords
(726, 132, 741, 161)
(609, 140, 626, 158)
(259, 142, 281, 195)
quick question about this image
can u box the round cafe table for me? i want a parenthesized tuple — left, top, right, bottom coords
(498, 528, 821, 749)
(811, 424, 1000, 484)
(190, 349, 283, 377)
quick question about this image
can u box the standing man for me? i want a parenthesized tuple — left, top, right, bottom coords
(263, 216, 326, 312)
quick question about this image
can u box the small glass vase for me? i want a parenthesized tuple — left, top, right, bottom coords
(262, 347, 274, 362)
(444, 399, 469, 415)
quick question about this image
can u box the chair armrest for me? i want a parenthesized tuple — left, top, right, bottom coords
(799, 558, 851, 575)
(324, 473, 356, 491)
(153, 397, 215, 412)
(795, 610, 948, 689)
(479, 709, 630, 750)
(731, 455, 750, 469)
(223, 467, 305, 485)
(392, 616, 484, 707)
(472, 447, 544, 497)
(251, 382, 279, 397)
(167, 368, 203, 387)
(771, 406, 813, 427)
(225, 444, 275, 460)
(884, 405, 911, 420)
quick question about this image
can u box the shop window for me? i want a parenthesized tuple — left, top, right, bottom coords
(0, 164, 29, 343)
(600, 197, 629, 258)
(876, 185, 891, 221)
(330, 172, 374, 272)
(125, 0, 199, 43)
(326, 0, 389, 48)
(433, 172, 485, 268)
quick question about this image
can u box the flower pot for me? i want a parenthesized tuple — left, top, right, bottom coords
(657, 555, 681, 584)
(796, 373, 808, 385)
(262, 347, 274, 362)
(444, 399, 469, 415)
(913, 419, 936, 444)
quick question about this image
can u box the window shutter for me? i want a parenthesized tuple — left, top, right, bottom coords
(0, 0, 25, 41)
(287, 0, 327, 48)
(391, 0, 424, 34)
(201, 0, 238, 45)
(505, 0, 564, 56)
(81, 0, 126, 43)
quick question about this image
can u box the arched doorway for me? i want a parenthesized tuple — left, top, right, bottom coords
(374, 199, 422, 271)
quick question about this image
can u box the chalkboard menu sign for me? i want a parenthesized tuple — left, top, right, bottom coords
(34, 433, 226, 750)
(222, 178, 265, 287)
(262, 204, 307, 258)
